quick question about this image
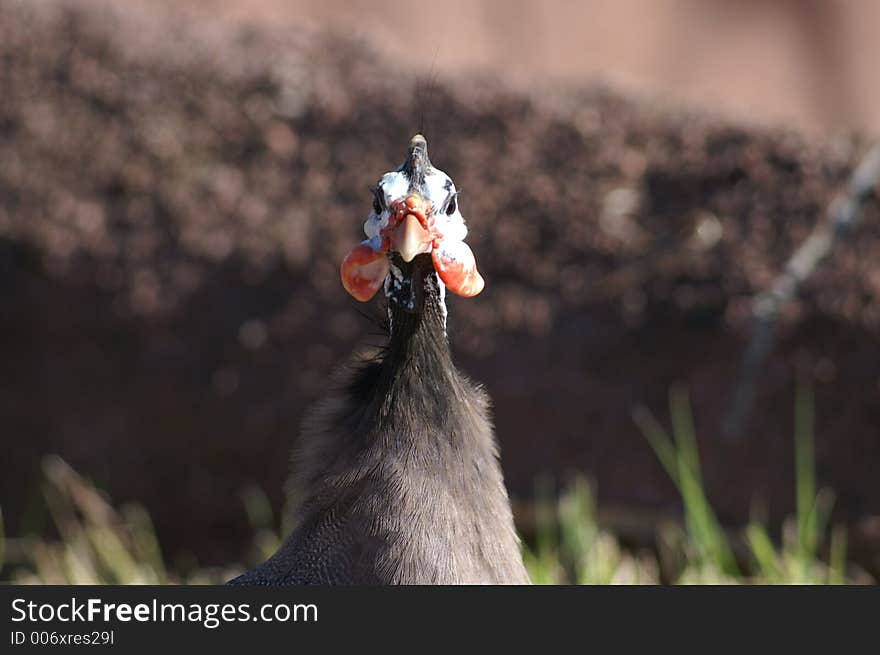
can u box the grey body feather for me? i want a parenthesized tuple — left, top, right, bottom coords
(230, 255, 529, 585)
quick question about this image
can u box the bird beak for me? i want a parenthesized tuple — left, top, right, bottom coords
(389, 212, 433, 263)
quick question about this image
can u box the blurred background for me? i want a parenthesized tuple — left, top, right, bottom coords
(1, 0, 879, 584)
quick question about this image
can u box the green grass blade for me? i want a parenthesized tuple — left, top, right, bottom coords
(828, 524, 847, 585)
(632, 405, 680, 488)
(746, 522, 782, 582)
(670, 386, 702, 486)
(794, 381, 817, 566)
(635, 392, 739, 577)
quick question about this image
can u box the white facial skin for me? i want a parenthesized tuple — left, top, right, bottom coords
(363, 167, 468, 244)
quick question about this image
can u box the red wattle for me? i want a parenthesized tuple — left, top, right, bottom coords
(340, 241, 389, 301)
(431, 240, 485, 298)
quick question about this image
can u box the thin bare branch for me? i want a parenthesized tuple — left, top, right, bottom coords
(722, 143, 880, 441)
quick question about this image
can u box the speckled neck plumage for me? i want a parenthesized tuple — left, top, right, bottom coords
(385, 252, 448, 342)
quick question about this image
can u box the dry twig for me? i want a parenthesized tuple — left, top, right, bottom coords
(722, 143, 880, 441)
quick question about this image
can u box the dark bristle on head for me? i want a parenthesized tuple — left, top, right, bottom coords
(415, 51, 439, 137)
(404, 134, 431, 194)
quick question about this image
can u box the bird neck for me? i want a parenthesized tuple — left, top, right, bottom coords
(366, 254, 481, 460)
(385, 254, 450, 366)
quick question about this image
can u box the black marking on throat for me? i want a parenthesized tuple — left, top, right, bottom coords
(384, 253, 446, 336)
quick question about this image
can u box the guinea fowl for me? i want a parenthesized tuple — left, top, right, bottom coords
(230, 135, 529, 584)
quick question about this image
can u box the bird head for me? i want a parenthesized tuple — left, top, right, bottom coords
(340, 134, 484, 305)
